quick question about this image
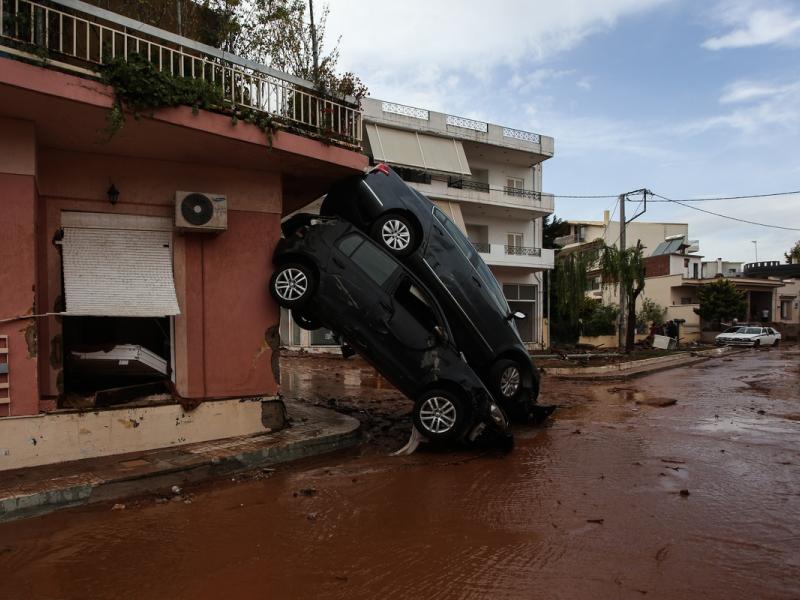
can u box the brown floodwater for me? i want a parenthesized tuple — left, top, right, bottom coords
(0, 347, 798, 599)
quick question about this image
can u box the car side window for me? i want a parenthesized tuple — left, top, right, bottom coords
(433, 207, 478, 263)
(394, 279, 439, 334)
(337, 233, 363, 257)
(346, 237, 399, 286)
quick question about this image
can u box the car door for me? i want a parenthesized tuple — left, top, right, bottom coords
(761, 327, 776, 345)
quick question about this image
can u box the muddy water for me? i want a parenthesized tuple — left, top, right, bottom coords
(1, 347, 798, 599)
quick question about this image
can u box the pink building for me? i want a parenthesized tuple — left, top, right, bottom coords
(0, 0, 366, 468)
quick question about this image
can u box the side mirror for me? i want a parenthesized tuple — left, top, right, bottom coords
(508, 311, 526, 321)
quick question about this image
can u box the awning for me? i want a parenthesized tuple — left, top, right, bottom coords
(365, 123, 471, 176)
(62, 226, 180, 317)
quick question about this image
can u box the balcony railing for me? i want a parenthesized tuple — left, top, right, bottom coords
(503, 186, 540, 201)
(447, 177, 489, 193)
(471, 242, 491, 253)
(505, 245, 542, 257)
(0, 0, 362, 148)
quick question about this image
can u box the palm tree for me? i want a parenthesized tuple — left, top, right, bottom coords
(599, 240, 645, 352)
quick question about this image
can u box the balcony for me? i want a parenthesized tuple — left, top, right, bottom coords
(472, 243, 554, 270)
(0, 0, 362, 148)
(447, 177, 490, 193)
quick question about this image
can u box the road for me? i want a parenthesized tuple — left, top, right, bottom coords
(0, 346, 798, 599)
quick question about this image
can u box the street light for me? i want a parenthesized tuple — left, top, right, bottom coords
(752, 240, 758, 262)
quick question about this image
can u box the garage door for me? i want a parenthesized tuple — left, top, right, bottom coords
(61, 217, 180, 317)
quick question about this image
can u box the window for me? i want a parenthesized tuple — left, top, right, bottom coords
(680, 297, 692, 305)
(507, 233, 524, 248)
(684, 258, 690, 268)
(505, 177, 525, 197)
(337, 234, 398, 286)
(395, 280, 439, 333)
(728, 268, 737, 274)
(504, 284, 537, 300)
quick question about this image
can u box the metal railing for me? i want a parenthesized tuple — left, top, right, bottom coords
(505, 245, 542, 257)
(471, 242, 491, 253)
(0, 0, 362, 147)
(503, 186, 540, 200)
(447, 177, 489, 193)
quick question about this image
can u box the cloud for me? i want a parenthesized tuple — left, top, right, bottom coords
(576, 76, 594, 90)
(679, 77, 800, 135)
(702, 2, 800, 50)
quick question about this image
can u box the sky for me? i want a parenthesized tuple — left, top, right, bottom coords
(323, 0, 800, 263)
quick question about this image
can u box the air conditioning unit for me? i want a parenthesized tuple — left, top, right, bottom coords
(175, 191, 227, 232)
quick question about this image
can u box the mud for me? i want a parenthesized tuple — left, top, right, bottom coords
(0, 346, 798, 599)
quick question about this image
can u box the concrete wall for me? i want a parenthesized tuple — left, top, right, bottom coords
(0, 398, 275, 470)
(0, 118, 39, 418)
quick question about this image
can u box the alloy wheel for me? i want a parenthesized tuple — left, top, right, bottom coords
(381, 219, 411, 251)
(274, 268, 308, 302)
(418, 396, 457, 434)
(500, 365, 521, 398)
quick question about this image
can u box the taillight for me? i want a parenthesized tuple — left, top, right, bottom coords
(373, 163, 390, 176)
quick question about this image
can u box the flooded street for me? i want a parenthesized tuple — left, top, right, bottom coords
(1, 347, 798, 599)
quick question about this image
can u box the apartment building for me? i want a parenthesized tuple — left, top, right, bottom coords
(282, 99, 556, 350)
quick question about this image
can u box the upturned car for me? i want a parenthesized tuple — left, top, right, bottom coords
(269, 216, 512, 447)
(715, 326, 781, 347)
(320, 164, 541, 419)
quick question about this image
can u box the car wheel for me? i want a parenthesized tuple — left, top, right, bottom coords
(754, 340, 760, 348)
(413, 389, 469, 442)
(292, 311, 320, 331)
(269, 263, 316, 309)
(371, 213, 417, 257)
(492, 359, 523, 402)
(773, 339, 780, 347)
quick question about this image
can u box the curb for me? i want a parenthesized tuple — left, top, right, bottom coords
(542, 346, 746, 380)
(0, 403, 360, 523)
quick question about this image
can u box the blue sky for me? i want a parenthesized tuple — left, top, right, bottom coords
(325, 0, 800, 263)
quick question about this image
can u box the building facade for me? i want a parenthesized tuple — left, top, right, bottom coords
(0, 0, 365, 469)
(283, 98, 555, 350)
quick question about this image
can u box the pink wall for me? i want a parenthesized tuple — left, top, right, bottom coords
(34, 148, 283, 406)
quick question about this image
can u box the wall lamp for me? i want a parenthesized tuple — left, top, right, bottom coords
(107, 183, 120, 206)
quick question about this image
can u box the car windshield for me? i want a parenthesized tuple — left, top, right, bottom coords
(743, 327, 762, 334)
(432, 207, 510, 314)
(723, 327, 744, 333)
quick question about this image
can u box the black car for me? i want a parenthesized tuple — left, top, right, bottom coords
(269, 216, 511, 446)
(320, 165, 541, 419)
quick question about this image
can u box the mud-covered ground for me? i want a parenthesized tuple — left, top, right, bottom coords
(0, 345, 798, 599)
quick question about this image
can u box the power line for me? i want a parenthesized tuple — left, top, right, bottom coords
(651, 193, 800, 232)
(647, 190, 800, 202)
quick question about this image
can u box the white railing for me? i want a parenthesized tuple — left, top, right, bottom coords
(502, 127, 540, 144)
(381, 101, 429, 120)
(473, 244, 555, 269)
(446, 114, 488, 133)
(0, 0, 362, 147)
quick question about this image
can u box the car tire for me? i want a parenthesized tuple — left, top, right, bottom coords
(413, 389, 470, 442)
(754, 340, 760, 348)
(269, 263, 316, 309)
(292, 311, 320, 331)
(773, 339, 779, 347)
(492, 359, 523, 403)
(371, 213, 417, 257)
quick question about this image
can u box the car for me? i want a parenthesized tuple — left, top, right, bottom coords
(320, 165, 541, 419)
(715, 326, 781, 347)
(269, 216, 512, 447)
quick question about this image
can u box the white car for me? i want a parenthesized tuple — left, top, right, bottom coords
(715, 326, 781, 347)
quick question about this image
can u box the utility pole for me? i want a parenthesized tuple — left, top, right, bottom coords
(309, 0, 320, 86)
(617, 193, 626, 349)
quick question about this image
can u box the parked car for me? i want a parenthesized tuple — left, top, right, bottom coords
(269, 216, 512, 447)
(320, 165, 540, 419)
(715, 326, 781, 347)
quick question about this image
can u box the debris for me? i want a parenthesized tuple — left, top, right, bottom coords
(637, 398, 677, 407)
(184, 499, 192, 505)
(298, 487, 317, 497)
(112, 503, 126, 510)
(757, 410, 765, 415)
(307, 512, 318, 521)
(679, 489, 690, 497)
(171, 485, 181, 495)
(587, 518, 604, 524)
(171, 496, 183, 503)
(155, 497, 168, 504)
(572, 429, 582, 435)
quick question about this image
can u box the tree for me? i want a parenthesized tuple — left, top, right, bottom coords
(551, 249, 592, 344)
(543, 215, 570, 249)
(785, 240, 800, 264)
(598, 240, 646, 352)
(204, 0, 368, 102)
(697, 279, 747, 329)
(637, 297, 666, 332)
